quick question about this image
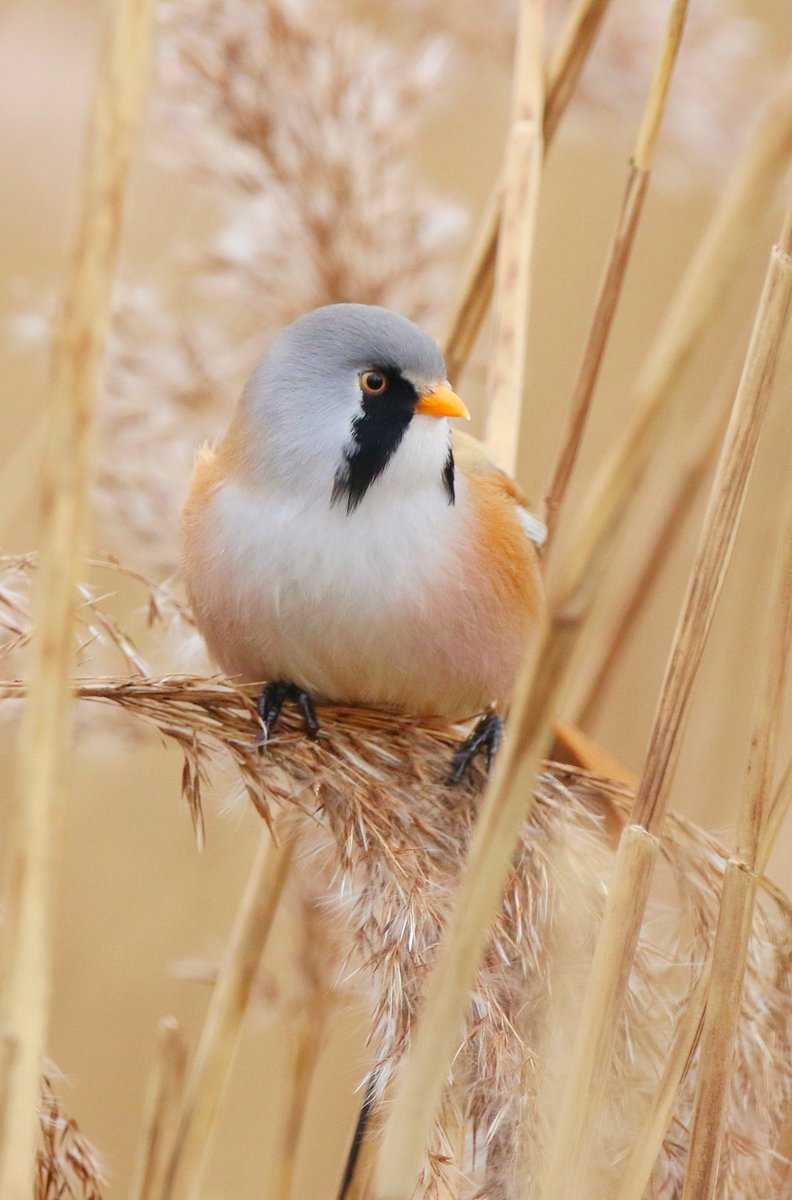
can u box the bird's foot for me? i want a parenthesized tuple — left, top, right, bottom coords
(447, 710, 504, 785)
(256, 681, 320, 743)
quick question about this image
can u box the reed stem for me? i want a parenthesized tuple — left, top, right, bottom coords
(551, 62, 792, 637)
(680, 447, 792, 1200)
(568, 376, 727, 728)
(372, 613, 575, 1200)
(130, 1017, 188, 1200)
(542, 197, 792, 1200)
(443, 0, 615, 383)
(484, 0, 545, 473)
(161, 832, 295, 1200)
(543, 0, 688, 546)
(0, 2, 154, 1194)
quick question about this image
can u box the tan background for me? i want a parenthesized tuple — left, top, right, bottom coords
(2, 1, 792, 1195)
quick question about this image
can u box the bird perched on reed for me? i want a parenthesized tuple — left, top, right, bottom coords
(182, 303, 546, 779)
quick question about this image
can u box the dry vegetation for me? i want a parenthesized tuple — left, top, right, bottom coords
(2, 1, 792, 1199)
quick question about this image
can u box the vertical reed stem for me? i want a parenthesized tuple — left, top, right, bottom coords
(130, 1017, 188, 1200)
(372, 616, 577, 1200)
(552, 63, 792, 634)
(543, 0, 688, 546)
(542, 199, 792, 1199)
(484, 0, 545, 473)
(614, 966, 710, 1200)
(568, 377, 727, 727)
(443, 0, 615, 383)
(162, 832, 294, 1200)
(0, 2, 154, 1194)
(680, 453, 792, 1200)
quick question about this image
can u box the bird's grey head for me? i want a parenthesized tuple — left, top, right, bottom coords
(239, 303, 468, 510)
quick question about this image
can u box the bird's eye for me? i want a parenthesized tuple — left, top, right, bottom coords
(360, 370, 387, 395)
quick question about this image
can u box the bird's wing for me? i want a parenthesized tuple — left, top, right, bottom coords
(452, 429, 547, 548)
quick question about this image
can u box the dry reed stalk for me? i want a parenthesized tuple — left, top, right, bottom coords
(35, 1074, 105, 1200)
(0, 1036, 16, 1153)
(129, 1017, 188, 1200)
(442, 175, 503, 384)
(0, 1, 155, 1195)
(634, 199, 792, 833)
(761, 758, 792, 874)
(542, 199, 792, 1200)
(542, 0, 688, 546)
(543, 0, 613, 144)
(271, 892, 338, 1200)
(1, 659, 790, 1194)
(484, 0, 545, 473)
(680, 448, 792, 1199)
(567, 375, 728, 728)
(371, 619, 580, 1200)
(442, 0, 614, 385)
(273, 1015, 326, 1200)
(613, 966, 710, 1200)
(680, 864, 758, 1200)
(551, 61, 792, 629)
(542, 823, 661, 1198)
(160, 831, 295, 1200)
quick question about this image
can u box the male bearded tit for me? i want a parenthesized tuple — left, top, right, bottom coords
(181, 303, 546, 781)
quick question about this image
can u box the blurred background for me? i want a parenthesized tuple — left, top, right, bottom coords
(2, 0, 792, 1194)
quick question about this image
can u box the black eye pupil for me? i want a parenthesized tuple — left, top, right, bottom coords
(363, 372, 385, 393)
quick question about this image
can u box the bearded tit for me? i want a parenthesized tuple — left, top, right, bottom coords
(181, 303, 546, 780)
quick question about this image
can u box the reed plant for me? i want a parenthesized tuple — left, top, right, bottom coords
(2, 1, 792, 1198)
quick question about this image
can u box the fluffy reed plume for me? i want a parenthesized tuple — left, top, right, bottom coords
(397, 0, 776, 177)
(5, 653, 790, 1199)
(0, 552, 198, 675)
(88, 0, 462, 575)
(36, 1074, 105, 1200)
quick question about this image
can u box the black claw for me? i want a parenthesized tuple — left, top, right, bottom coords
(447, 710, 504, 785)
(256, 681, 320, 743)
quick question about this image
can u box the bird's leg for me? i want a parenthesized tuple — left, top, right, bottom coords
(256, 680, 320, 742)
(447, 710, 504, 784)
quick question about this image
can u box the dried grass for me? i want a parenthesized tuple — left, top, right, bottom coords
(0, 0, 155, 1193)
(35, 1074, 105, 1200)
(3, 661, 792, 1196)
(4, 1, 792, 1198)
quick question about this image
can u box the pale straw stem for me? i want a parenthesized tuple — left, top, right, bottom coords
(614, 965, 710, 1200)
(372, 615, 577, 1200)
(552, 62, 792, 627)
(680, 461, 792, 1200)
(443, 0, 615, 383)
(130, 1017, 188, 1200)
(161, 831, 294, 1200)
(568, 376, 727, 728)
(542, 198, 792, 1200)
(543, 0, 688, 546)
(0, 2, 154, 1195)
(484, 0, 545, 474)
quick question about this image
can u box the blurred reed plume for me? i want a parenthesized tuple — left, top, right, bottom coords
(93, 0, 463, 576)
(3, 0, 792, 1198)
(35, 1075, 105, 1200)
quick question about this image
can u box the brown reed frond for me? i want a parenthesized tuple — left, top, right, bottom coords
(36, 1073, 105, 1200)
(2, 672, 790, 1198)
(0, 552, 197, 680)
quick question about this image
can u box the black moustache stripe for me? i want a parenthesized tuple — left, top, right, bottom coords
(332, 370, 456, 513)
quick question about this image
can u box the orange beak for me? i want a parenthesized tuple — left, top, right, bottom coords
(414, 383, 470, 421)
